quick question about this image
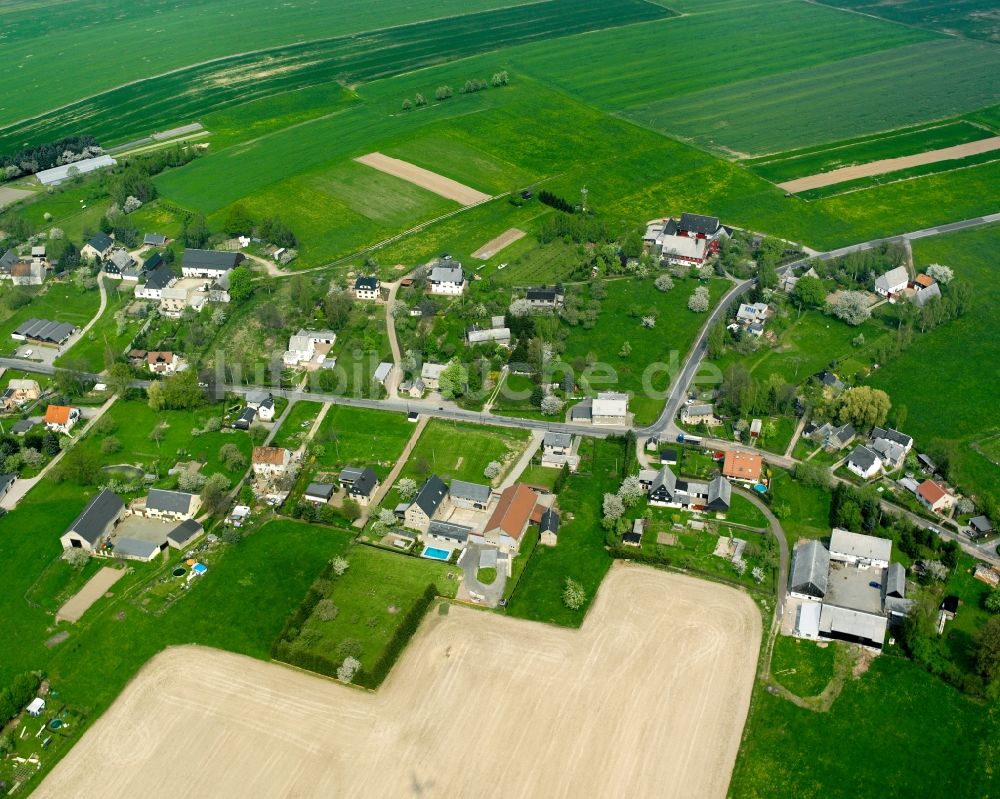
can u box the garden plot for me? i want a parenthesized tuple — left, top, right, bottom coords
(472, 227, 526, 259)
(35, 565, 760, 799)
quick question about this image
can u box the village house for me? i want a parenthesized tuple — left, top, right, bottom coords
(450, 479, 492, 511)
(916, 480, 955, 514)
(912, 282, 941, 308)
(354, 275, 381, 300)
(428, 261, 465, 295)
(246, 389, 275, 421)
(60, 489, 126, 552)
(81, 232, 114, 262)
(470, 483, 537, 553)
(873, 265, 909, 297)
(647, 466, 731, 514)
(181, 249, 243, 279)
(147, 351, 182, 375)
(870, 426, 913, 454)
(722, 450, 763, 484)
(233, 406, 257, 430)
(540, 431, 579, 470)
(159, 286, 203, 318)
(736, 302, 769, 326)
(643, 212, 730, 266)
(142, 489, 200, 521)
(804, 421, 856, 451)
(103, 249, 136, 279)
(467, 324, 511, 346)
(282, 329, 337, 367)
(44, 404, 80, 434)
(846, 445, 882, 480)
(680, 402, 717, 426)
(538, 506, 561, 546)
(420, 362, 446, 391)
(135, 263, 177, 300)
(524, 286, 565, 311)
(339, 466, 380, 506)
(813, 370, 845, 395)
(0, 249, 18, 278)
(829, 527, 892, 569)
(970, 515, 994, 538)
(404, 475, 451, 533)
(252, 446, 292, 477)
(143, 233, 168, 248)
(2, 378, 40, 411)
(591, 392, 628, 425)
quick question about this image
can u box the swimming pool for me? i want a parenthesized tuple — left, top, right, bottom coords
(423, 547, 450, 561)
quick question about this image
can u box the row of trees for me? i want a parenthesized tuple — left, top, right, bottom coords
(401, 71, 509, 110)
(1, 135, 99, 179)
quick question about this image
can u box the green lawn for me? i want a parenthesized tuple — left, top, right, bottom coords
(726, 493, 769, 528)
(770, 636, 837, 697)
(271, 400, 323, 450)
(397, 419, 530, 486)
(771, 473, 832, 546)
(0, 281, 99, 354)
(869, 225, 1000, 502)
(731, 655, 996, 798)
(55, 279, 143, 372)
(517, 464, 561, 491)
(291, 544, 460, 672)
(312, 405, 415, 477)
(506, 437, 616, 625)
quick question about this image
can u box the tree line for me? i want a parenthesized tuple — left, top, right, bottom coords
(1, 135, 100, 180)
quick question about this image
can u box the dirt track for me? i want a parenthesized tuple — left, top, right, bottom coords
(355, 152, 491, 205)
(35, 564, 760, 799)
(472, 227, 526, 259)
(778, 135, 1000, 193)
(56, 566, 126, 623)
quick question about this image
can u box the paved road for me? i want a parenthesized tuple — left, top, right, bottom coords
(733, 486, 789, 619)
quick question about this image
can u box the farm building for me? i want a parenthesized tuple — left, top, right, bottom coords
(373, 362, 393, 387)
(181, 249, 243, 278)
(103, 249, 136, 278)
(591, 392, 628, 425)
(829, 528, 891, 569)
(467, 325, 511, 345)
(167, 519, 204, 549)
(143, 489, 200, 521)
(283, 329, 337, 367)
(10, 260, 46, 286)
(450, 479, 492, 511)
(36, 155, 116, 186)
(426, 519, 471, 547)
(143, 233, 168, 247)
(538, 507, 561, 546)
(471, 483, 537, 553)
(788, 540, 830, 601)
(643, 212, 730, 266)
(818, 605, 888, 651)
(354, 275, 380, 300)
(60, 489, 126, 552)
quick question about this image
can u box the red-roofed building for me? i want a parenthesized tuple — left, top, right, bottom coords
(44, 404, 80, 434)
(916, 480, 954, 513)
(722, 450, 762, 483)
(473, 483, 537, 553)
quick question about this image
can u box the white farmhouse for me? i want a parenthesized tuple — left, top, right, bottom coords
(428, 261, 465, 295)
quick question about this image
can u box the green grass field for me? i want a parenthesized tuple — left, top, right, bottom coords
(311, 405, 415, 476)
(726, 493, 769, 528)
(731, 654, 996, 798)
(869, 224, 1000, 502)
(770, 636, 836, 696)
(815, 0, 1000, 43)
(0, 281, 99, 352)
(292, 544, 460, 673)
(270, 400, 323, 450)
(506, 437, 617, 625)
(770, 473, 832, 545)
(396, 419, 529, 486)
(748, 120, 997, 183)
(55, 280, 143, 372)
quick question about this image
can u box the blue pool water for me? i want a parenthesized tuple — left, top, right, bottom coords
(423, 547, 450, 561)
(754, 483, 767, 493)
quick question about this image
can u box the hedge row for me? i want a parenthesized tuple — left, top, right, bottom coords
(0, 672, 41, 726)
(354, 583, 438, 689)
(269, 560, 336, 659)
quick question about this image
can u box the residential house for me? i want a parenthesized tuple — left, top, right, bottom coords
(181, 249, 243, 279)
(2, 378, 40, 411)
(813, 370, 845, 394)
(251, 446, 292, 477)
(44, 404, 80, 434)
(873, 266, 909, 297)
(81, 232, 114, 262)
(472, 483, 537, 553)
(143, 489, 200, 521)
(135, 263, 176, 300)
(159, 286, 198, 318)
(736, 302, 769, 325)
(681, 403, 716, 426)
(12, 318, 75, 345)
(870, 427, 913, 454)
(147, 351, 181, 375)
(869, 436, 907, 471)
(722, 450, 762, 483)
(404, 475, 451, 533)
(304, 483, 335, 504)
(60, 489, 126, 552)
(648, 466, 731, 514)
(539, 507, 561, 546)
(233, 406, 256, 430)
(916, 480, 954, 514)
(591, 392, 628, 425)
(246, 389, 275, 421)
(805, 421, 855, 451)
(344, 467, 379, 506)
(846, 445, 882, 480)
(420, 362, 446, 390)
(644, 212, 729, 266)
(829, 527, 892, 568)
(373, 362, 393, 388)
(103, 249, 136, 279)
(524, 286, 565, 311)
(0, 249, 18, 277)
(143, 233, 168, 247)
(970, 515, 994, 538)
(912, 282, 942, 308)
(450, 480, 492, 511)
(789, 540, 830, 601)
(354, 275, 380, 300)
(282, 329, 337, 367)
(428, 261, 465, 295)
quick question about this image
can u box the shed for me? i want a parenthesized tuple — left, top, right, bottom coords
(26, 698, 46, 717)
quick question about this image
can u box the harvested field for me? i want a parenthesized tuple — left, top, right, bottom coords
(36, 565, 761, 799)
(777, 136, 1000, 192)
(55, 566, 126, 623)
(0, 186, 34, 209)
(472, 227, 526, 259)
(354, 152, 491, 205)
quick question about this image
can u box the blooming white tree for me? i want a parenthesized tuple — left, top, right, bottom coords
(563, 578, 586, 610)
(484, 461, 503, 479)
(733, 559, 747, 576)
(540, 394, 564, 416)
(603, 492, 625, 521)
(751, 566, 765, 584)
(641, 315, 656, 328)
(337, 656, 361, 683)
(618, 476, 645, 507)
(331, 556, 350, 576)
(654, 274, 674, 292)
(828, 291, 871, 326)
(123, 195, 143, 214)
(926, 263, 954, 284)
(688, 286, 710, 312)
(396, 477, 418, 501)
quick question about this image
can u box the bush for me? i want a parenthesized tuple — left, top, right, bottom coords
(65, 548, 90, 570)
(0, 672, 41, 729)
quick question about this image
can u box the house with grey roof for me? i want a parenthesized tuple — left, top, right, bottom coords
(869, 436, 906, 471)
(829, 528, 892, 568)
(345, 467, 379, 505)
(0, 249, 18, 276)
(912, 281, 941, 308)
(135, 263, 176, 300)
(524, 286, 564, 310)
(181, 248, 243, 278)
(167, 518, 203, 549)
(870, 426, 913, 453)
(846, 444, 882, 480)
(819, 604, 888, 650)
(428, 261, 465, 295)
(354, 275, 380, 300)
(873, 265, 909, 297)
(113, 537, 162, 562)
(450, 480, 492, 511)
(426, 519, 472, 545)
(885, 562, 906, 599)
(304, 483, 335, 504)
(680, 403, 717, 426)
(648, 466, 730, 514)
(82, 232, 114, 261)
(373, 362, 393, 387)
(789, 540, 830, 600)
(970, 515, 994, 538)
(143, 489, 200, 521)
(539, 507, 561, 546)
(60, 489, 126, 552)
(404, 475, 451, 533)
(103, 248, 136, 279)
(143, 233, 168, 247)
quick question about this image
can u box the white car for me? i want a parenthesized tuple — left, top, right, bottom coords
(22, 349, 32, 358)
